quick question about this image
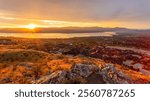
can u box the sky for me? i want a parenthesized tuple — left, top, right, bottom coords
(0, 0, 150, 29)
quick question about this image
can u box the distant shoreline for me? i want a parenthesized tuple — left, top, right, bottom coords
(0, 32, 116, 39)
(0, 27, 150, 33)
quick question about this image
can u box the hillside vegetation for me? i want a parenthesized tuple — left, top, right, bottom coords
(0, 36, 150, 84)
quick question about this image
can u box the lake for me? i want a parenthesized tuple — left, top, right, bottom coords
(107, 46, 150, 56)
(0, 32, 116, 39)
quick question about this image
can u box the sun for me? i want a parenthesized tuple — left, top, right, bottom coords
(26, 24, 37, 29)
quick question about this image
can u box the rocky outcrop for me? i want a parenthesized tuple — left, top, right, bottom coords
(34, 63, 132, 84)
(0, 48, 149, 84)
(100, 64, 132, 84)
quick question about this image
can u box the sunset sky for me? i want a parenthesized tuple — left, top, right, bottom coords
(0, 0, 150, 29)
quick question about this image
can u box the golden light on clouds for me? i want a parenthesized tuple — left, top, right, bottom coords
(0, 16, 102, 28)
(0, 0, 150, 29)
(0, 9, 150, 29)
(0, 15, 150, 29)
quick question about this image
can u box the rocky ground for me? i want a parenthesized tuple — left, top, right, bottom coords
(0, 48, 149, 84)
(0, 36, 150, 84)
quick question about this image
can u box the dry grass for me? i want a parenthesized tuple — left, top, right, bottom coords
(0, 37, 150, 84)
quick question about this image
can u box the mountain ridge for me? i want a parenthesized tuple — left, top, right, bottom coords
(0, 27, 150, 33)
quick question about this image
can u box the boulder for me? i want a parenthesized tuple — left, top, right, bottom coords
(33, 63, 132, 84)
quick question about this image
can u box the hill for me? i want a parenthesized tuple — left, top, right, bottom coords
(0, 27, 150, 33)
(0, 49, 149, 84)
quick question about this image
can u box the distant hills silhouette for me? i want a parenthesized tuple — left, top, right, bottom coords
(0, 27, 150, 33)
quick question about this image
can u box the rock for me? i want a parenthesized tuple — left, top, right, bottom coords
(139, 68, 150, 75)
(33, 71, 63, 84)
(100, 64, 132, 84)
(70, 64, 98, 77)
(33, 63, 132, 84)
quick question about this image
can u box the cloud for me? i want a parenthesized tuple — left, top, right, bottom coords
(0, 0, 150, 28)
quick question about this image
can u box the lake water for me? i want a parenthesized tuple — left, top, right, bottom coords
(107, 46, 150, 56)
(0, 32, 116, 39)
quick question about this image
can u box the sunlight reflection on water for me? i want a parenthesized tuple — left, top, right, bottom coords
(0, 32, 116, 39)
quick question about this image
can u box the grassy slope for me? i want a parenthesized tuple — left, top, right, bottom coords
(0, 49, 149, 84)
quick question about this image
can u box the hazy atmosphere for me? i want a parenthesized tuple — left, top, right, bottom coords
(0, 0, 150, 28)
(0, 0, 150, 84)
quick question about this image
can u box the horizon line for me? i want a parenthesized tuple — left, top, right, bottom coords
(0, 26, 150, 30)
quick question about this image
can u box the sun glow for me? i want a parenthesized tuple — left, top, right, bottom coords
(26, 24, 37, 29)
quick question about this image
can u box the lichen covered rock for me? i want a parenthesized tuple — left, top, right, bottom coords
(34, 63, 132, 84)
